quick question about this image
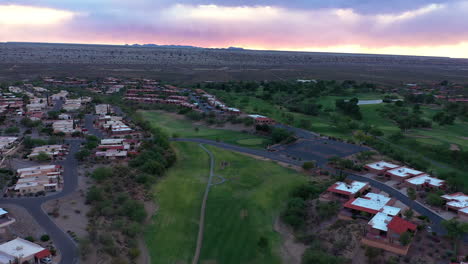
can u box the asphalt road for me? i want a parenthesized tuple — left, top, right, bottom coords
(0, 139, 82, 264)
(172, 137, 448, 236)
(84, 114, 104, 139)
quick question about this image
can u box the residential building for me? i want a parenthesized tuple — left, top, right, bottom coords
(95, 138, 140, 160)
(50, 90, 68, 100)
(58, 113, 71, 120)
(95, 104, 113, 116)
(405, 174, 445, 189)
(441, 193, 468, 217)
(364, 161, 401, 175)
(14, 165, 62, 194)
(28, 145, 66, 159)
(247, 114, 276, 125)
(63, 99, 82, 111)
(52, 120, 80, 134)
(0, 209, 15, 232)
(342, 192, 397, 218)
(0, 238, 51, 264)
(385, 167, 424, 182)
(0, 137, 18, 153)
(322, 180, 370, 201)
(363, 213, 417, 255)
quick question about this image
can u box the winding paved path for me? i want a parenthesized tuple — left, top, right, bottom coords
(192, 144, 216, 264)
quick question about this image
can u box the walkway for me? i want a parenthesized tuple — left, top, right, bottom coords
(192, 144, 217, 264)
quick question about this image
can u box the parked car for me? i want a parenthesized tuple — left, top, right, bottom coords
(40, 257, 52, 264)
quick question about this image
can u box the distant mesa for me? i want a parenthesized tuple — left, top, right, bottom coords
(126, 43, 245, 51)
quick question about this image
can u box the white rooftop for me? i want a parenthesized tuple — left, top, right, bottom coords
(459, 207, 468, 214)
(380, 206, 401, 216)
(366, 161, 400, 171)
(17, 165, 57, 173)
(368, 212, 393, 231)
(0, 208, 7, 216)
(332, 181, 368, 195)
(406, 174, 445, 187)
(442, 193, 468, 209)
(248, 114, 267, 119)
(351, 193, 391, 212)
(0, 238, 45, 259)
(101, 138, 124, 145)
(386, 167, 423, 178)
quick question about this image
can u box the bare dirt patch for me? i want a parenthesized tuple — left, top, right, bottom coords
(274, 217, 306, 264)
(240, 209, 248, 219)
(0, 204, 45, 240)
(450, 144, 461, 151)
(42, 170, 90, 239)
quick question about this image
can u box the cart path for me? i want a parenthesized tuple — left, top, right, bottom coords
(191, 144, 225, 264)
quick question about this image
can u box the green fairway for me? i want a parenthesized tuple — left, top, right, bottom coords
(145, 141, 307, 264)
(199, 145, 307, 264)
(145, 142, 209, 264)
(140, 110, 268, 148)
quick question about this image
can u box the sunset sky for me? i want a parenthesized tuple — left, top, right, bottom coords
(1, 0, 468, 58)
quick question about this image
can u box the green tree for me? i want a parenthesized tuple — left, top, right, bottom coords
(427, 193, 445, 206)
(399, 231, 412, 246)
(75, 149, 90, 161)
(442, 219, 468, 256)
(35, 152, 51, 162)
(91, 167, 113, 182)
(302, 161, 316, 171)
(407, 188, 417, 200)
(404, 209, 414, 220)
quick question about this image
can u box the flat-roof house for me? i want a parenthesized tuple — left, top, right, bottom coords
(364, 161, 401, 175)
(441, 193, 468, 218)
(28, 145, 66, 159)
(0, 137, 18, 153)
(385, 167, 424, 182)
(0, 208, 15, 231)
(53, 120, 80, 134)
(95, 104, 113, 116)
(325, 181, 369, 200)
(247, 114, 276, 125)
(0, 238, 51, 264)
(343, 192, 397, 218)
(405, 174, 445, 189)
(14, 165, 62, 194)
(363, 213, 417, 255)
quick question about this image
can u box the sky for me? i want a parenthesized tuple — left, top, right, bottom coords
(1, 0, 468, 58)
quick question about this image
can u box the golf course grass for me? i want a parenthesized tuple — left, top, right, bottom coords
(145, 142, 209, 264)
(141, 110, 269, 148)
(199, 145, 307, 264)
(145, 141, 307, 264)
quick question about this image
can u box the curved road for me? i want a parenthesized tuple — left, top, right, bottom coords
(172, 138, 448, 235)
(0, 139, 83, 264)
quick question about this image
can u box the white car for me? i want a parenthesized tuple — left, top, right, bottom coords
(40, 257, 52, 264)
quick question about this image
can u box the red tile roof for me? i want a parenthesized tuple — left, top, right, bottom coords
(387, 216, 417, 234)
(35, 249, 51, 259)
